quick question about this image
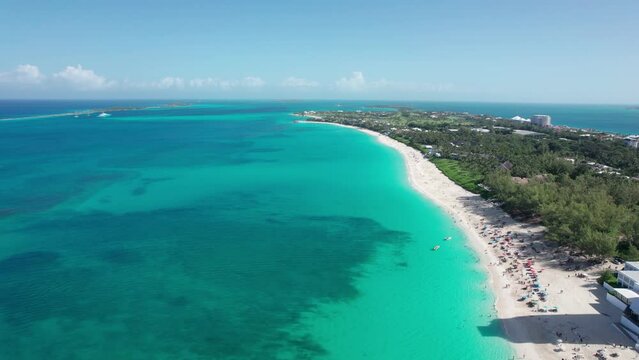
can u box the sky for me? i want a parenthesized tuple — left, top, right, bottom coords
(0, 0, 637, 103)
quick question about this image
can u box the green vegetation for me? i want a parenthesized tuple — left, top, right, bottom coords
(598, 269, 620, 287)
(486, 173, 639, 257)
(432, 158, 484, 194)
(303, 109, 639, 259)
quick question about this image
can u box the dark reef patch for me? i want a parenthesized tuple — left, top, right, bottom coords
(0, 250, 60, 274)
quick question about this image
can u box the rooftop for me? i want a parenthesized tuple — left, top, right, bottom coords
(619, 270, 639, 283)
(615, 288, 639, 302)
(513, 129, 544, 136)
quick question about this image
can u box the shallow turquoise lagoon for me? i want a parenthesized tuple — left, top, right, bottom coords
(0, 102, 512, 359)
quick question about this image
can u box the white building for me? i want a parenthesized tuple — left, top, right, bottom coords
(531, 115, 552, 127)
(618, 271, 639, 292)
(605, 270, 639, 347)
(624, 136, 639, 149)
(511, 115, 529, 122)
(602, 263, 639, 349)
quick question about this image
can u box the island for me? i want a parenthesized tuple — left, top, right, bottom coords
(0, 102, 192, 122)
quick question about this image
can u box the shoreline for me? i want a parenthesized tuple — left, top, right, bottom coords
(300, 120, 637, 359)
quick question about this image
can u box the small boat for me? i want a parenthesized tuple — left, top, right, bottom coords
(97, 112, 111, 118)
(444, 236, 452, 241)
(432, 245, 440, 251)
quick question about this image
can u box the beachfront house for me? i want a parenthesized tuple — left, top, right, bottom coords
(617, 263, 639, 292)
(604, 265, 639, 344)
(610, 288, 639, 307)
(618, 271, 639, 292)
(621, 301, 639, 341)
(624, 136, 639, 149)
(422, 145, 436, 156)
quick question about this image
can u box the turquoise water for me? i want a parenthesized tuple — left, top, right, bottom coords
(0, 102, 512, 359)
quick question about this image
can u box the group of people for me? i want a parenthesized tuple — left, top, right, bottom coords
(475, 219, 554, 312)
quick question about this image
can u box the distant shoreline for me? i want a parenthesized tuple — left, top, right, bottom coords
(0, 102, 190, 122)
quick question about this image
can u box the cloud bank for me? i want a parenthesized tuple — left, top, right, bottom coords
(0, 65, 453, 99)
(335, 71, 366, 91)
(53, 65, 115, 90)
(0, 64, 45, 85)
(281, 77, 319, 88)
(155, 77, 186, 89)
(181, 76, 266, 90)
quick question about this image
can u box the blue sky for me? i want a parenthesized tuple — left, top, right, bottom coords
(0, 0, 637, 103)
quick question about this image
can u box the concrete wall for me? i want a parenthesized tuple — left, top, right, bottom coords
(621, 316, 639, 336)
(607, 292, 629, 311)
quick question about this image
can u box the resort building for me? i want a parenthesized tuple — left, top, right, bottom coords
(626, 262, 639, 271)
(618, 271, 639, 292)
(624, 136, 639, 149)
(531, 115, 552, 127)
(612, 288, 639, 306)
(604, 265, 639, 346)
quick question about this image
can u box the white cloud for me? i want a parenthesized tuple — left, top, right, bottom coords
(240, 76, 265, 88)
(187, 76, 265, 90)
(281, 77, 319, 88)
(0, 64, 45, 85)
(189, 77, 216, 88)
(155, 76, 185, 89)
(0, 63, 456, 98)
(53, 65, 114, 90)
(216, 80, 236, 90)
(335, 71, 366, 91)
(188, 78, 231, 89)
(0, 63, 269, 93)
(334, 71, 454, 94)
(15, 64, 44, 84)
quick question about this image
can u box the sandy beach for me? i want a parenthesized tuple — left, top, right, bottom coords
(303, 120, 639, 360)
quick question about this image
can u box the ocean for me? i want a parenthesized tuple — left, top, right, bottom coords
(6, 99, 632, 359)
(2, 99, 638, 134)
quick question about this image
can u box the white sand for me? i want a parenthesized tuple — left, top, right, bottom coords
(302, 120, 639, 360)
